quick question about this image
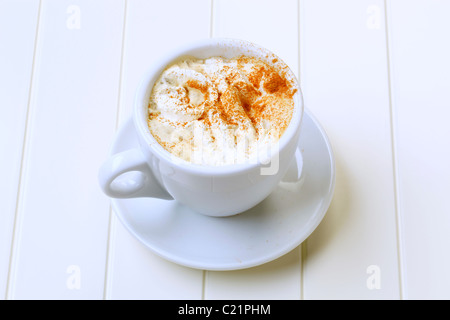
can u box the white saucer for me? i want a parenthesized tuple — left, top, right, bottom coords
(109, 109, 335, 271)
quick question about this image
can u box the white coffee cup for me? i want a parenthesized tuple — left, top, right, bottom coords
(98, 38, 304, 217)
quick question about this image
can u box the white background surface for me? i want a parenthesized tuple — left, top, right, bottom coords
(1, 0, 449, 300)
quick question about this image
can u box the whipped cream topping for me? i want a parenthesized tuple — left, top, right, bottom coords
(148, 56, 296, 166)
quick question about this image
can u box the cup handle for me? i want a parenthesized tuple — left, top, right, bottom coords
(281, 148, 304, 183)
(98, 148, 173, 200)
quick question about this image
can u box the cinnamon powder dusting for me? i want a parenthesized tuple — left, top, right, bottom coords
(148, 55, 297, 165)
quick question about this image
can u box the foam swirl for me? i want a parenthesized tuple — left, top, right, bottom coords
(148, 56, 296, 166)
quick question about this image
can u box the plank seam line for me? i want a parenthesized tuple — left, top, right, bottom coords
(202, 0, 215, 300)
(209, 0, 214, 38)
(5, 0, 43, 300)
(298, 0, 305, 301)
(383, 0, 405, 300)
(103, 0, 129, 300)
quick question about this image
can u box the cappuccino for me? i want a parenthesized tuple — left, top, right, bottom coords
(148, 55, 296, 165)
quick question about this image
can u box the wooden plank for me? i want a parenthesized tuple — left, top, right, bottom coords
(213, 0, 299, 78)
(104, 0, 211, 299)
(116, 0, 213, 126)
(386, 0, 450, 299)
(105, 216, 204, 299)
(207, 0, 301, 299)
(206, 249, 301, 300)
(0, 0, 40, 298)
(7, 0, 125, 299)
(299, 0, 401, 299)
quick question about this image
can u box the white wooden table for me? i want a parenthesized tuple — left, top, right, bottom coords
(1, 0, 449, 300)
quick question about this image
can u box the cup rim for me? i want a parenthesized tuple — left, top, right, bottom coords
(134, 37, 304, 176)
